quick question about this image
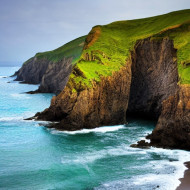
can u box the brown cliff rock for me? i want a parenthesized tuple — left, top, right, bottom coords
(36, 37, 190, 151)
(36, 60, 132, 130)
(148, 85, 190, 150)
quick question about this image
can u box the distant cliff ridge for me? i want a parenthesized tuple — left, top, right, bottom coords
(16, 10, 190, 150)
(14, 36, 86, 93)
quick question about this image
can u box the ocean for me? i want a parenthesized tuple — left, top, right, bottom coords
(0, 67, 189, 190)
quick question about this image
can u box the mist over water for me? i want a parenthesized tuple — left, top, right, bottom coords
(0, 67, 189, 190)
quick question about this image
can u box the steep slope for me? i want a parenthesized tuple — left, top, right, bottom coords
(15, 36, 86, 92)
(36, 60, 132, 130)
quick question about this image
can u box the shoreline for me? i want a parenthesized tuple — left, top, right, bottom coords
(176, 162, 190, 190)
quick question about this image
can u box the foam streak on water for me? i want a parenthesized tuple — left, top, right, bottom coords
(0, 67, 189, 190)
(49, 125, 125, 135)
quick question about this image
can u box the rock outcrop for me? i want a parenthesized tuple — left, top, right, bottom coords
(36, 60, 132, 130)
(15, 57, 50, 84)
(16, 10, 190, 150)
(148, 85, 190, 150)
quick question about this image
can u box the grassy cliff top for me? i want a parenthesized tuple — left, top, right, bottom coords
(68, 9, 190, 90)
(25, 35, 86, 64)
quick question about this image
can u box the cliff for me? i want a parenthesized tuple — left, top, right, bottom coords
(148, 84, 190, 150)
(25, 10, 190, 150)
(36, 37, 179, 130)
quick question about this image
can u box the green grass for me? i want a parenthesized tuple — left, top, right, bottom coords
(69, 9, 190, 90)
(25, 35, 86, 64)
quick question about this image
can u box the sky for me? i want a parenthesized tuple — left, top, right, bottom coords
(0, 0, 190, 66)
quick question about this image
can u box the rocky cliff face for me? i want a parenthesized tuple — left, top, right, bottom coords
(15, 57, 50, 84)
(148, 85, 190, 150)
(36, 61, 132, 130)
(15, 57, 73, 94)
(127, 38, 178, 119)
(38, 58, 73, 94)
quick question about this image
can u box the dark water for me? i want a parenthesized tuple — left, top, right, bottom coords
(0, 67, 189, 190)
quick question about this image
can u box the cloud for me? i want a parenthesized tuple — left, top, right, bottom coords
(0, 0, 190, 65)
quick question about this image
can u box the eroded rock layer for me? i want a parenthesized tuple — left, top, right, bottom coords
(148, 85, 190, 150)
(127, 38, 178, 119)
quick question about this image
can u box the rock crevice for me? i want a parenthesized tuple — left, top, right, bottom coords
(127, 38, 179, 119)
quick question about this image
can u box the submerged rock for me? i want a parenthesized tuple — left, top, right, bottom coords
(130, 140, 150, 149)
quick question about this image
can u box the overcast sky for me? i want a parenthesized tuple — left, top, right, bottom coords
(0, 0, 190, 66)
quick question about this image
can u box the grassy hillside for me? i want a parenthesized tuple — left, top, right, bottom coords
(68, 9, 190, 90)
(25, 35, 86, 64)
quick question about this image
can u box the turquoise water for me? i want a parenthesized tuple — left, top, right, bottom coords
(0, 67, 190, 190)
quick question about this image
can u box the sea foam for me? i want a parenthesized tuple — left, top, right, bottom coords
(94, 148, 190, 190)
(50, 125, 125, 135)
